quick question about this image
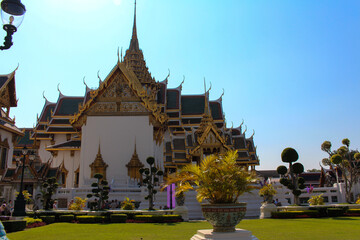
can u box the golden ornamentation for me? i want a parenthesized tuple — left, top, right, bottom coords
(89, 143, 108, 179)
(125, 142, 144, 181)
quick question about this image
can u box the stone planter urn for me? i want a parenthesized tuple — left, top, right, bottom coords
(174, 193, 189, 221)
(263, 195, 273, 204)
(201, 203, 247, 232)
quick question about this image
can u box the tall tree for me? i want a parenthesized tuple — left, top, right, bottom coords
(277, 147, 305, 205)
(321, 139, 360, 203)
(139, 157, 163, 210)
(87, 173, 110, 210)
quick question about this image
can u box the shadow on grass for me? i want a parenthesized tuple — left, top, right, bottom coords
(328, 217, 359, 221)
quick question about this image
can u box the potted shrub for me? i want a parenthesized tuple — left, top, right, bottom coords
(259, 183, 277, 204)
(308, 194, 324, 206)
(163, 150, 257, 232)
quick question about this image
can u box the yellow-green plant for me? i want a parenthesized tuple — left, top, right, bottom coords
(68, 197, 87, 210)
(356, 195, 360, 204)
(308, 194, 324, 206)
(163, 150, 257, 204)
(24, 217, 43, 226)
(15, 190, 32, 204)
(259, 184, 277, 202)
(121, 197, 135, 210)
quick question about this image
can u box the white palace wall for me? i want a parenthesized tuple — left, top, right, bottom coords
(79, 115, 162, 187)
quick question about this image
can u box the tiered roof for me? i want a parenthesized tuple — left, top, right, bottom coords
(0, 71, 23, 136)
(23, 1, 259, 174)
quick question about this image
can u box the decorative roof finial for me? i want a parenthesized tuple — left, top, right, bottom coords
(219, 88, 224, 101)
(57, 83, 63, 97)
(129, 0, 139, 51)
(180, 75, 185, 90)
(97, 70, 102, 86)
(83, 76, 89, 88)
(203, 78, 211, 116)
(251, 129, 255, 138)
(117, 47, 120, 63)
(42, 91, 49, 104)
(98, 138, 101, 155)
(121, 47, 123, 61)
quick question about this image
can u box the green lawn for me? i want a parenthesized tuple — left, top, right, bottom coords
(7, 217, 360, 240)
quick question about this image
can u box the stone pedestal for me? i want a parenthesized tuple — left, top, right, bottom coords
(191, 229, 258, 240)
(259, 203, 277, 219)
(173, 206, 189, 221)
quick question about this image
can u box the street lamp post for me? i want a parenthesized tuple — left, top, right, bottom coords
(0, 0, 26, 50)
(13, 146, 28, 217)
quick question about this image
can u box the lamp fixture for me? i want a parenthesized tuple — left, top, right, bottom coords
(0, 0, 26, 50)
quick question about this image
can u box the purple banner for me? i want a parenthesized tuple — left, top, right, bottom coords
(167, 183, 176, 209)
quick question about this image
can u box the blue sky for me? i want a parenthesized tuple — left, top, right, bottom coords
(1, 0, 359, 170)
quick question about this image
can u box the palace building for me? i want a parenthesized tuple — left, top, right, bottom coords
(2, 3, 259, 195)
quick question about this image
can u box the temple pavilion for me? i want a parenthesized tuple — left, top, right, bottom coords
(5, 3, 259, 192)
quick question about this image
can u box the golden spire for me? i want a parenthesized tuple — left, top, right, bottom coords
(129, 0, 139, 51)
(203, 79, 212, 116)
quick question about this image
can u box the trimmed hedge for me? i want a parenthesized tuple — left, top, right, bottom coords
(327, 208, 346, 217)
(346, 209, 360, 216)
(58, 214, 75, 222)
(110, 214, 127, 223)
(26, 212, 36, 218)
(76, 216, 105, 223)
(133, 215, 182, 223)
(2, 220, 26, 233)
(39, 215, 56, 224)
(271, 210, 319, 219)
(24, 217, 43, 226)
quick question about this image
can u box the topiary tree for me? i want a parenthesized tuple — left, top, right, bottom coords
(277, 147, 305, 205)
(87, 173, 110, 210)
(322, 138, 360, 203)
(41, 177, 59, 210)
(139, 157, 163, 210)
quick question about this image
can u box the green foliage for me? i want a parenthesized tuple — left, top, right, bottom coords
(23, 217, 42, 226)
(163, 150, 257, 204)
(277, 165, 287, 175)
(279, 178, 289, 186)
(298, 177, 305, 184)
(15, 190, 33, 204)
(7, 217, 360, 240)
(356, 195, 360, 204)
(87, 174, 109, 210)
(278, 148, 304, 205)
(139, 156, 163, 210)
(110, 214, 127, 223)
(259, 184, 277, 197)
(2, 220, 26, 233)
(281, 148, 299, 163)
(342, 138, 350, 147)
(41, 177, 59, 210)
(292, 189, 301, 196)
(121, 197, 135, 210)
(133, 215, 182, 223)
(58, 215, 75, 222)
(321, 141, 332, 153)
(292, 163, 304, 174)
(327, 208, 346, 217)
(39, 215, 56, 224)
(76, 216, 105, 223)
(68, 197, 87, 210)
(331, 154, 343, 165)
(308, 194, 324, 206)
(271, 210, 319, 219)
